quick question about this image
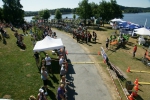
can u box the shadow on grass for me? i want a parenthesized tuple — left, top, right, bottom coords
(89, 27, 107, 31)
(51, 59, 60, 74)
(126, 42, 135, 46)
(134, 95, 144, 100)
(49, 74, 59, 84)
(3, 38, 7, 45)
(90, 41, 101, 44)
(47, 89, 57, 100)
(135, 58, 142, 61)
(47, 80, 55, 88)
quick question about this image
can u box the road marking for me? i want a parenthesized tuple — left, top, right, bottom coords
(68, 62, 103, 64)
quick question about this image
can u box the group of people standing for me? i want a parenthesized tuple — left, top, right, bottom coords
(31, 46, 69, 100)
(73, 26, 97, 43)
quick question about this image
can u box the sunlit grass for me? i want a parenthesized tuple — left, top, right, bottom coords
(0, 28, 60, 100)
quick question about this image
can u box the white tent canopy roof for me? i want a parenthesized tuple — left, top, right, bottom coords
(134, 27, 150, 36)
(33, 36, 64, 52)
(110, 18, 123, 22)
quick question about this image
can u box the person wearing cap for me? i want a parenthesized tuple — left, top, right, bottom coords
(37, 88, 47, 100)
(45, 54, 52, 73)
(57, 84, 66, 100)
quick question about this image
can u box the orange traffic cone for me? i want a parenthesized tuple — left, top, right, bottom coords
(132, 91, 138, 97)
(98, 51, 101, 55)
(134, 84, 139, 91)
(66, 50, 68, 55)
(126, 67, 130, 72)
(128, 93, 134, 100)
(103, 59, 106, 63)
(134, 78, 139, 85)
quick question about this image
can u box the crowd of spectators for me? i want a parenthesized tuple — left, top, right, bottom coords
(30, 25, 69, 100)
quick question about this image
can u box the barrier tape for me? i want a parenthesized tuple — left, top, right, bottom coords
(139, 82, 150, 85)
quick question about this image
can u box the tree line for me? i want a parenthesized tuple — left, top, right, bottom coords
(24, 4, 150, 17)
(0, 0, 149, 26)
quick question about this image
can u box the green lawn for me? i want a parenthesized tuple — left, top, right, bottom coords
(0, 28, 60, 100)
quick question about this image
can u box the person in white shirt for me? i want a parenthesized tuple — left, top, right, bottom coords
(59, 56, 64, 67)
(45, 54, 52, 73)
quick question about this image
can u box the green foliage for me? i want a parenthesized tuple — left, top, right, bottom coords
(76, 0, 92, 25)
(98, 0, 123, 26)
(73, 14, 76, 20)
(38, 9, 50, 20)
(0, 7, 3, 20)
(32, 16, 40, 20)
(89, 2, 99, 18)
(2, 0, 24, 24)
(55, 9, 62, 20)
(0, 28, 60, 99)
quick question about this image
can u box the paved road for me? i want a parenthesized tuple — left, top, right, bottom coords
(53, 29, 112, 100)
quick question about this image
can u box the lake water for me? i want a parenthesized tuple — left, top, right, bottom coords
(24, 13, 150, 27)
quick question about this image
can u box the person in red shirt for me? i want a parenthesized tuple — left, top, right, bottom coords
(133, 45, 137, 57)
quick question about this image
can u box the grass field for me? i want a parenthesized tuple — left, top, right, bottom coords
(1, 25, 150, 100)
(0, 28, 60, 100)
(81, 25, 150, 100)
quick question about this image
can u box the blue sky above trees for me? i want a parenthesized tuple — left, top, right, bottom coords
(0, 0, 150, 11)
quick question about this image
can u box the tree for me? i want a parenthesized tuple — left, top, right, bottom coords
(55, 9, 62, 20)
(89, 2, 99, 18)
(76, 0, 92, 25)
(2, 0, 24, 25)
(98, 0, 111, 26)
(110, 0, 123, 19)
(98, 0, 123, 26)
(0, 7, 3, 21)
(38, 9, 50, 22)
(73, 14, 76, 20)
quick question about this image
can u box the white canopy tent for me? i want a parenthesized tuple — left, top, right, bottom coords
(134, 27, 150, 36)
(110, 18, 123, 22)
(33, 36, 64, 52)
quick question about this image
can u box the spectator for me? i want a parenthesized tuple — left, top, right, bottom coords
(59, 56, 64, 67)
(106, 38, 109, 50)
(41, 66, 48, 90)
(93, 31, 97, 43)
(33, 52, 40, 67)
(37, 88, 47, 100)
(45, 54, 52, 73)
(133, 45, 137, 57)
(41, 59, 46, 67)
(60, 76, 69, 98)
(60, 64, 67, 78)
(57, 84, 66, 100)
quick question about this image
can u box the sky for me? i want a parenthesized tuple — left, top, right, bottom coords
(0, 0, 150, 11)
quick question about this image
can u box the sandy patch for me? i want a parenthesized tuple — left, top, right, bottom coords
(25, 63, 31, 66)
(3, 95, 11, 99)
(26, 74, 31, 77)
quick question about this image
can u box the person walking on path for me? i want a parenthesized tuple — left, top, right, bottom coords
(45, 54, 52, 73)
(133, 45, 137, 57)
